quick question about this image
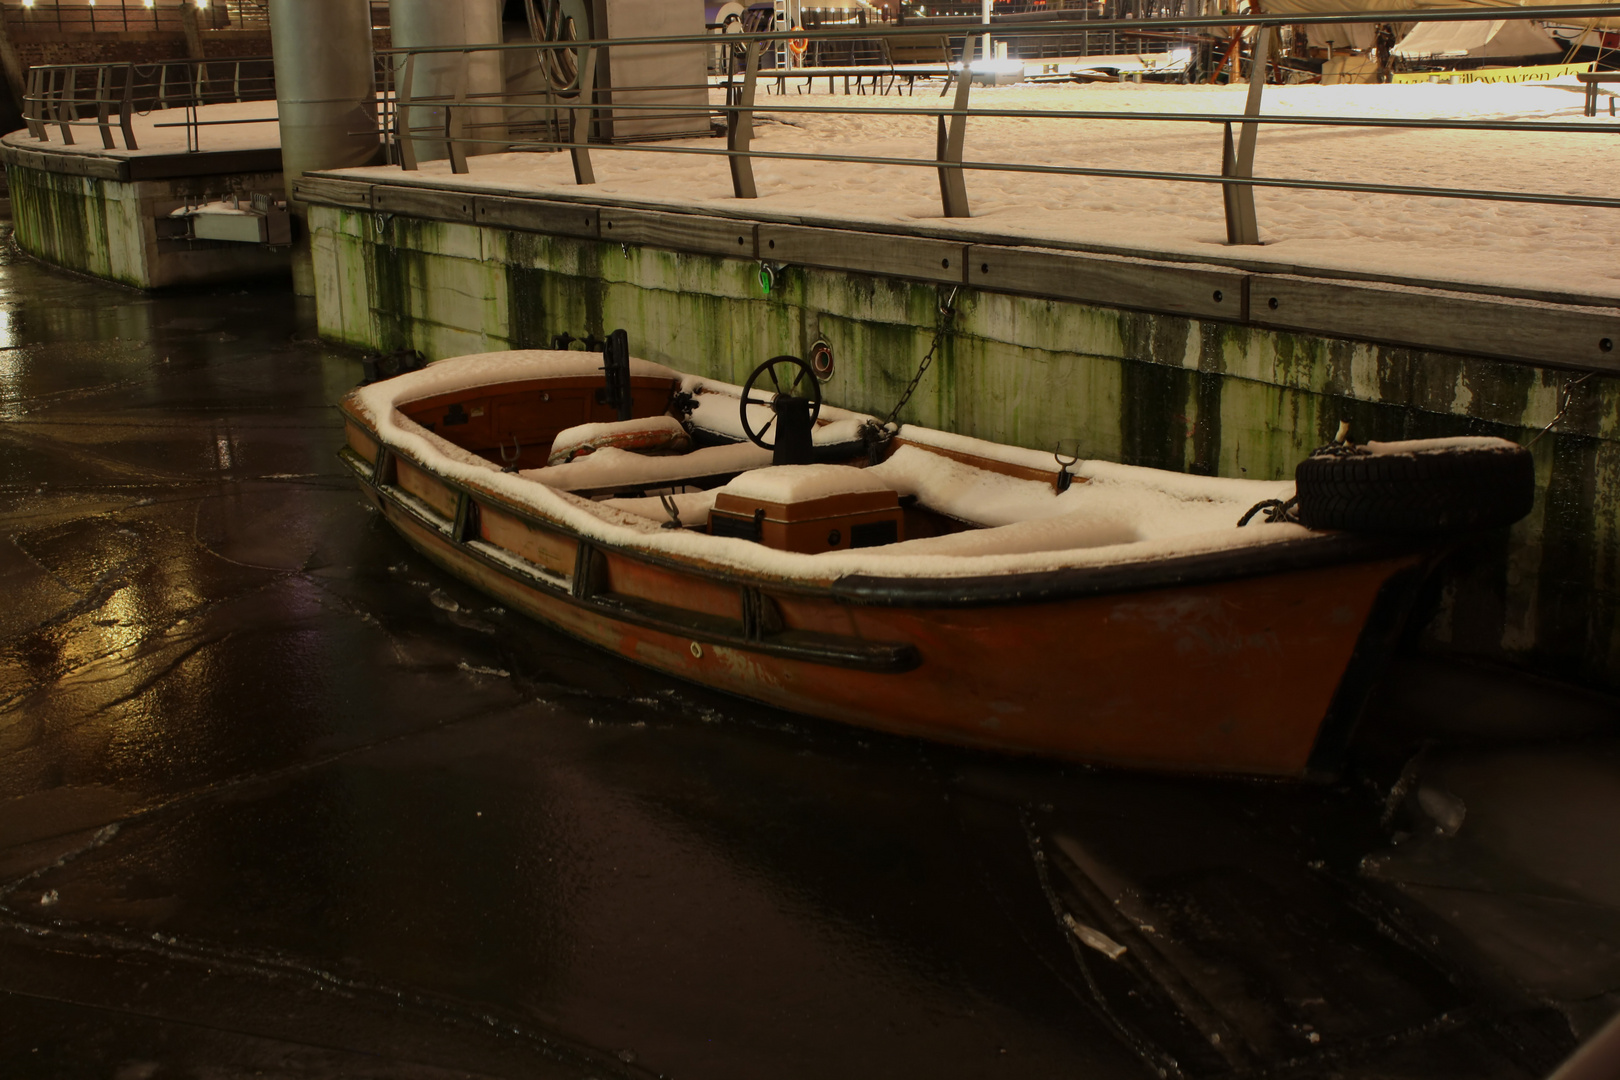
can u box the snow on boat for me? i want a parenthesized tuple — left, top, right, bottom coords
(336, 346, 1526, 778)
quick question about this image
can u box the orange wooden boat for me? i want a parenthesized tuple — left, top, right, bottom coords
(336, 346, 1519, 778)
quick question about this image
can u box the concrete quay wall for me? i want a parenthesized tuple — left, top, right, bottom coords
(3, 158, 289, 289)
(302, 182, 1620, 691)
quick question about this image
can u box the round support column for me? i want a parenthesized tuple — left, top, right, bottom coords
(268, 0, 382, 296)
(389, 0, 505, 165)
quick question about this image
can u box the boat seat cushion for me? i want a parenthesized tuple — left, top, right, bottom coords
(549, 415, 691, 466)
(525, 440, 772, 492)
(718, 464, 892, 505)
(603, 490, 720, 529)
(711, 465, 903, 553)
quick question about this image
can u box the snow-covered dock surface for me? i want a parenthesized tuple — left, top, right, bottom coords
(340, 81, 1620, 301)
(5, 98, 280, 157)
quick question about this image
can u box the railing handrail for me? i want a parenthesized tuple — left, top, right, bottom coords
(374, 5, 1620, 56)
(374, 6, 1620, 249)
(394, 94, 1620, 135)
(24, 56, 276, 71)
(19, 7, 1617, 243)
(21, 54, 279, 153)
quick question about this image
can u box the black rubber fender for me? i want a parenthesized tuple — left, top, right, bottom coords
(1294, 439, 1535, 533)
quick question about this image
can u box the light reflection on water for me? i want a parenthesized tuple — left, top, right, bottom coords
(0, 302, 20, 422)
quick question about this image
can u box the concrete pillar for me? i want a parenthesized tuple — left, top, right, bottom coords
(268, 0, 382, 295)
(389, 0, 505, 164)
(590, 0, 709, 142)
(0, 10, 27, 107)
(180, 3, 206, 61)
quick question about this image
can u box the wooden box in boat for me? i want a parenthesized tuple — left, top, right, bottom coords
(711, 486, 904, 553)
(337, 350, 1438, 779)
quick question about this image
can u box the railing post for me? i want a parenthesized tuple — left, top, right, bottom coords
(936, 39, 972, 218)
(1222, 25, 1269, 246)
(95, 65, 115, 150)
(56, 69, 76, 146)
(540, 64, 559, 152)
(447, 51, 469, 174)
(397, 51, 418, 170)
(24, 67, 44, 140)
(728, 39, 760, 200)
(119, 64, 137, 150)
(570, 45, 597, 186)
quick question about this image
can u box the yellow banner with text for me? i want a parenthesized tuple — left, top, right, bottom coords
(1392, 61, 1595, 85)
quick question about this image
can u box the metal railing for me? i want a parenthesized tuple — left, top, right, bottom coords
(376, 5, 1620, 247)
(881, 0, 1209, 64)
(1, 1, 267, 34)
(709, 1, 1202, 75)
(21, 56, 275, 152)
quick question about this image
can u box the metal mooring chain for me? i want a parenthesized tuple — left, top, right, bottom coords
(885, 286, 958, 427)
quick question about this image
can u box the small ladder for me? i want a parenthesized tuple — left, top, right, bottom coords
(772, 0, 795, 72)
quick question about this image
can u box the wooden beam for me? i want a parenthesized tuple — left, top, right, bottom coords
(969, 244, 1247, 321)
(370, 185, 475, 222)
(601, 208, 757, 259)
(758, 223, 965, 284)
(474, 197, 600, 239)
(1252, 275, 1620, 370)
(291, 176, 373, 211)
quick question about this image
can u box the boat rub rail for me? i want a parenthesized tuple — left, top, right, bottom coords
(339, 444, 922, 672)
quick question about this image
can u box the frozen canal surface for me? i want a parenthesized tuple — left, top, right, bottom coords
(0, 232, 1615, 1078)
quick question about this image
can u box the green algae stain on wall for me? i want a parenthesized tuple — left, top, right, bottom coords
(7, 165, 127, 286)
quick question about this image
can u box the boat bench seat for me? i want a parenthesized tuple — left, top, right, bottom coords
(526, 414, 875, 495)
(548, 415, 691, 465)
(523, 440, 773, 493)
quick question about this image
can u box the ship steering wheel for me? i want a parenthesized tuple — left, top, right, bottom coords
(740, 355, 822, 450)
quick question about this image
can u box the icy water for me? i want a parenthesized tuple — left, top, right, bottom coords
(0, 233, 1589, 1079)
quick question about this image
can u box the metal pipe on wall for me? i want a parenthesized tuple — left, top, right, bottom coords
(389, 0, 505, 164)
(268, 0, 381, 295)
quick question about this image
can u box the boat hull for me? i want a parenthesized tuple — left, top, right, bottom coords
(351, 453, 1423, 778)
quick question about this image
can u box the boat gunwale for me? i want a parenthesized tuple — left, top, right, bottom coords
(339, 399, 1430, 610)
(341, 447, 922, 672)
